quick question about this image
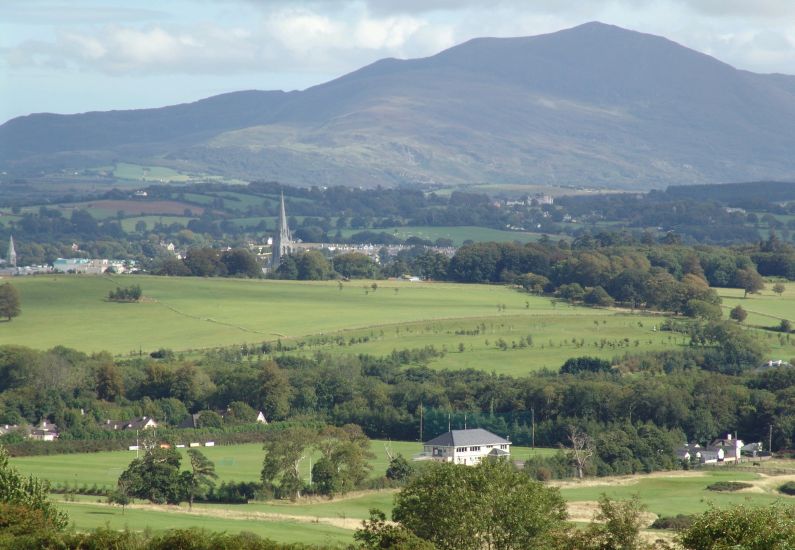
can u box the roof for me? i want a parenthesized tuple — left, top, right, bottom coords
(425, 428, 510, 447)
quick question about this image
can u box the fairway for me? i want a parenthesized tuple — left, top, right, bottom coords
(0, 275, 677, 360)
(558, 468, 793, 519)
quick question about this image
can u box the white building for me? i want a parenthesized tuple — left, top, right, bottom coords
(420, 428, 511, 465)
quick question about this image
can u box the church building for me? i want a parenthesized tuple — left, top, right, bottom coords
(271, 193, 293, 268)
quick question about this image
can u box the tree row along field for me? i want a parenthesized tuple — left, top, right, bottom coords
(12, 444, 794, 545)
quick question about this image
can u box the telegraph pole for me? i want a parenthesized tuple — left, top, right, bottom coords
(419, 401, 423, 442)
(769, 424, 773, 454)
(531, 407, 535, 449)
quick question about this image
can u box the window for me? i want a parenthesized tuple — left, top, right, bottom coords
(500, 445, 507, 449)
(469, 446, 480, 452)
(456, 447, 467, 453)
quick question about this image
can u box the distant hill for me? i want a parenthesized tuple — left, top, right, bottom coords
(3, 22, 795, 189)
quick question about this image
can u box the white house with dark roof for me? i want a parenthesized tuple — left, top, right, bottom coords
(420, 428, 511, 465)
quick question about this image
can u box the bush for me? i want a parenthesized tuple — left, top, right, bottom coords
(108, 285, 142, 302)
(651, 514, 694, 530)
(706, 481, 752, 492)
(779, 481, 795, 495)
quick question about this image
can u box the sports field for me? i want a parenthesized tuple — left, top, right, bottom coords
(0, 276, 681, 367)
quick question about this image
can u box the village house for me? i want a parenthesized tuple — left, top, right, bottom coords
(676, 433, 744, 465)
(179, 409, 267, 429)
(28, 420, 59, 442)
(103, 416, 158, 431)
(419, 428, 511, 465)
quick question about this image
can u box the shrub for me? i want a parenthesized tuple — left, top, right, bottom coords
(779, 481, 795, 495)
(651, 514, 694, 530)
(706, 481, 752, 492)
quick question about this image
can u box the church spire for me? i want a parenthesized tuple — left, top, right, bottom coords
(271, 192, 293, 268)
(6, 235, 16, 268)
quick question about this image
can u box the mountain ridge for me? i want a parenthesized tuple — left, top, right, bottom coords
(3, 21, 795, 189)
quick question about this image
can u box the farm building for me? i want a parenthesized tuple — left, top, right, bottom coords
(418, 428, 511, 465)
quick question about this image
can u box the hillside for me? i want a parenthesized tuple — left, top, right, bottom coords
(3, 22, 795, 189)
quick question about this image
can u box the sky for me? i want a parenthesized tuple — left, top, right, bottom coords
(2, 0, 795, 123)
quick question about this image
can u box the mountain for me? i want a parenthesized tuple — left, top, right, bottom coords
(3, 22, 795, 189)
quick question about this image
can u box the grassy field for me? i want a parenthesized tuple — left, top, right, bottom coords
(558, 468, 793, 519)
(58, 498, 355, 546)
(12, 441, 556, 492)
(31, 456, 795, 545)
(292, 313, 683, 375)
(0, 276, 681, 364)
(120, 215, 195, 232)
(717, 283, 795, 326)
(341, 225, 545, 246)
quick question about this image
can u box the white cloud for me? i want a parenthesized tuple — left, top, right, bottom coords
(5, 6, 451, 75)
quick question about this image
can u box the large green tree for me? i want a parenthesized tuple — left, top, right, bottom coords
(0, 283, 21, 321)
(392, 460, 567, 550)
(183, 449, 217, 509)
(118, 446, 184, 505)
(312, 424, 374, 496)
(261, 425, 318, 499)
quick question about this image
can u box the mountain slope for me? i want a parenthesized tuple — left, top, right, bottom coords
(3, 22, 795, 189)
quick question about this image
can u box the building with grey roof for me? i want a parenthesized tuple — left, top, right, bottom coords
(420, 428, 511, 465)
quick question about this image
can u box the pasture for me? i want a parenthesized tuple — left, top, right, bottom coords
(0, 276, 679, 366)
(717, 283, 795, 327)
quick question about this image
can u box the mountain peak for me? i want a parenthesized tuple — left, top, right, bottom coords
(2, 24, 795, 189)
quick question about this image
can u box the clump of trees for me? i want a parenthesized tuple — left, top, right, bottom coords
(108, 285, 142, 302)
(261, 424, 374, 499)
(116, 444, 217, 506)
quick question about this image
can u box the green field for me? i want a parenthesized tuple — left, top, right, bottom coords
(717, 283, 795, 326)
(559, 469, 791, 519)
(12, 441, 556, 492)
(0, 276, 679, 366)
(18, 447, 792, 545)
(58, 498, 355, 546)
(342, 225, 544, 246)
(16, 440, 555, 544)
(120, 215, 194, 232)
(292, 313, 683, 375)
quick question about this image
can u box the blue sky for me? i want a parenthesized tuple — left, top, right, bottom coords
(2, 0, 795, 123)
